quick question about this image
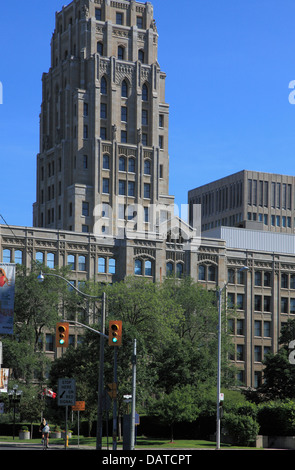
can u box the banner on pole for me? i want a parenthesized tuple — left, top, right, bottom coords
(0, 263, 15, 334)
(0, 368, 9, 392)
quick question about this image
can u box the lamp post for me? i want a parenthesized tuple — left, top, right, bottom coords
(8, 385, 22, 440)
(37, 271, 106, 450)
(216, 266, 248, 450)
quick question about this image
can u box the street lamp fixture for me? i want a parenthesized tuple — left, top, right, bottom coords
(216, 265, 249, 450)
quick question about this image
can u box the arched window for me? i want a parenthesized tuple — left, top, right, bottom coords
(142, 84, 148, 101)
(118, 45, 125, 60)
(98, 257, 106, 273)
(134, 259, 142, 275)
(109, 258, 116, 274)
(103, 154, 110, 169)
(36, 252, 44, 264)
(128, 157, 135, 173)
(47, 253, 55, 269)
(145, 260, 152, 276)
(176, 263, 183, 278)
(198, 265, 205, 281)
(144, 159, 151, 175)
(138, 49, 144, 63)
(166, 262, 173, 276)
(2, 249, 11, 263)
(78, 255, 86, 271)
(67, 254, 75, 270)
(15, 250, 23, 265)
(208, 265, 216, 282)
(119, 156, 126, 171)
(101, 76, 107, 95)
(121, 80, 128, 98)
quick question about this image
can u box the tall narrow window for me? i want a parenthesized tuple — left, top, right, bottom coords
(134, 259, 142, 275)
(97, 42, 103, 55)
(98, 257, 106, 273)
(138, 49, 144, 63)
(116, 12, 123, 25)
(122, 80, 128, 98)
(78, 256, 86, 271)
(101, 76, 107, 95)
(103, 154, 110, 169)
(67, 254, 75, 270)
(109, 258, 116, 274)
(47, 253, 55, 269)
(142, 84, 148, 101)
(118, 46, 125, 60)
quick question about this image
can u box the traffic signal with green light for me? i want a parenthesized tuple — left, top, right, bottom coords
(56, 322, 69, 348)
(108, 320, 122, 346)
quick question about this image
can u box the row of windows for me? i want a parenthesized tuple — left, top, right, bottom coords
(2, 249, 116, 275)
(198, 264, 217, 282)
(102, 154, 152, 174)
(228, 291, 295, 315)
(97, 41, 146, 63)
(232, 344, 271, 363)
(102, 178, 151, 198)
(101, 76, 149, 101)
(228, 318, 271, 338)
(229, 268, 295, 290)
(40, 333, 83, 352)
(247, 212, 292, 228)
(193, 181, 243, 218)
(248, 179, 292, 211)
(95, 8, 145, 30)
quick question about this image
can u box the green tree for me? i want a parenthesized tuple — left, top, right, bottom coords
(148, 385, 200, 442)
(254, 318, 295, 401)
(2, 264, 76, 382)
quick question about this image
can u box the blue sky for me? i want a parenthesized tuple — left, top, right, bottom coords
(1, 0, 295, 227)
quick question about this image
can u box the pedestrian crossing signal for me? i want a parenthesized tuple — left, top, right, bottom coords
(108, 320, 122, 346)
(56, 322, 69, 348)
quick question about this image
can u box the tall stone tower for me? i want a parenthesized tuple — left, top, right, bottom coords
(33, 0, 174, 237)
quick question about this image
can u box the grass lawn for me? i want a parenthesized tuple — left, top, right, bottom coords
(0, 435, 257, 449)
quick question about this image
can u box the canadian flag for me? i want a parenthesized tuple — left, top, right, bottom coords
(43, 388, 57, 399)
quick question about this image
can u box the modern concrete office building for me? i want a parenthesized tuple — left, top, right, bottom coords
(188, 169, 295, 234)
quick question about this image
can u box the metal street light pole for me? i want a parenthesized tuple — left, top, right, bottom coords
(8, 385, 22, 440)
(216, 266, 248, 450)
(37, 271, 106, 450)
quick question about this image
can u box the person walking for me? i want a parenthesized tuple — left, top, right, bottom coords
(39, 418, 50, 449)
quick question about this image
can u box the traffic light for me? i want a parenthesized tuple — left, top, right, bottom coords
(56, 322, 69, 348)
(108, 320, 122, 346)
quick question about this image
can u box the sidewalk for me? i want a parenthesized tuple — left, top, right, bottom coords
(0, 440, 96, 450)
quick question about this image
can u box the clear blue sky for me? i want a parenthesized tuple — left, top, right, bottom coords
(1, 0, 295, 227)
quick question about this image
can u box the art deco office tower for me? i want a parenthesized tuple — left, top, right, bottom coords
(33, 0, 173, 235)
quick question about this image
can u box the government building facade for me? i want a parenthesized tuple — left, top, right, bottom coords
(2, 0, 295, 389)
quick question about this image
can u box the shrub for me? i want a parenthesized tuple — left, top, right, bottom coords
(257, 400, 295, 436)
(223, 413, 259, 446)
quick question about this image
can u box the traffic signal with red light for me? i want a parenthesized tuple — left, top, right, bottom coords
(108, 320, 122, 346)
(56, 322, 69, 348)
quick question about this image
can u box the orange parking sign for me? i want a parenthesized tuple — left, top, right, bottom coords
(72, 401, 85, 411)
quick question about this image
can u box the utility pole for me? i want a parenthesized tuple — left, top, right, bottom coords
(96, 292, 106, 450)
(130, 339, 137, 450)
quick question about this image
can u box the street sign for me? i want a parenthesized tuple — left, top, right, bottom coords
(72, 401, 85, 411)
(58, 378, 76, 406)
